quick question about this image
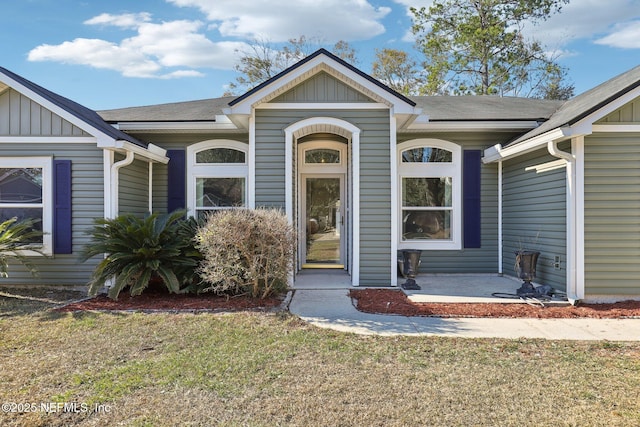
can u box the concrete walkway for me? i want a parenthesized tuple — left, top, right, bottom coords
(288, 288, 640, 341)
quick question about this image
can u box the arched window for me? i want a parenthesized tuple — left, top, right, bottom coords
(304, 148, 341, 164)
(398, 139, 461, 250)
(187, 140, 248, 218)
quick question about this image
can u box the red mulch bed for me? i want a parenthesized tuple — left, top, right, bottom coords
(57, 289, 285, 312)
(350, 289, 640, 319)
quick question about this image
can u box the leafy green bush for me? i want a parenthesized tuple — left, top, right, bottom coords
(80, 211, 201, 299)
(0, 217, 46, 277)
(195, 208, 296, 299)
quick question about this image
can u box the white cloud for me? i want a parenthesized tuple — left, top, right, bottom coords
(28, 13, 249, 78)
(391, 0, 434, 12)
(522, 0, 640, 49)
(393, 0, 640, 53)
(28, 38, 162, 78)
(167, 0, 391, 42)
(27, 2, 393, 80)
(84, 12, 152, 29)
(595, 20, 640, 49)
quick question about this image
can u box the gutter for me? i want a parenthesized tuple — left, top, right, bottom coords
(483, 127, 570, 163)
(113, 140, 169, 164)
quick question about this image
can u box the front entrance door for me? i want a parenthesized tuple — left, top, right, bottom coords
(302, 175, 344, 268)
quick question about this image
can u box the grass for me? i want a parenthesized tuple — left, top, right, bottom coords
(1, 290, 640, 426)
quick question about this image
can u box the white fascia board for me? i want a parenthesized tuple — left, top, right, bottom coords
(110, 140, 169, 164)
(592, 124, 640, 132)
(114, 121, 237, 131)
(0, 72, 117, 144)
(482, 127, 571, 164)
(222, 111, 250, 130)
(0, 136, 97, 144)
(407, 120, 540, 132)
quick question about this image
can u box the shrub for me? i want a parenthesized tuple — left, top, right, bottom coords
(0, 217, 46, 277)
(80, 211, 201, 299)
(195, 208, 296, 299)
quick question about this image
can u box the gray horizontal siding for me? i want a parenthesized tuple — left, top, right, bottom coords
(502, 148, 566, 290)
(584, 134, 640, 296)
(119, 157, 149, 217)
(0, 89, 88, 136)
(138, 134, 249, 214)
(255, 108, 392, 285)
(0, 143, 104, 286)
(396, 132, 504, 274)
(359, 110, 391, 285)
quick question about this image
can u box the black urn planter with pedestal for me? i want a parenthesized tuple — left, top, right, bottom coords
(514, 250, 540, 296)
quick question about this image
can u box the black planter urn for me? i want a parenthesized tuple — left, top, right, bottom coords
(514, 250, 540, 295)
(400, 249, 422, 290)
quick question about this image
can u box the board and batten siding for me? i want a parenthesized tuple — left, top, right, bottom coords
(271, 71, 376, 103)
(255, 108, 392, 286)
(502, 148, 567, 290)
(0, 88, 88, 136)
(597, 98, 640, 123)
(396, 132, 502, 273)
(0, 142, 105, 286)
(584, 134, 640, 297)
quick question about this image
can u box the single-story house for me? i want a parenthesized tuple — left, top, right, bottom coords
(1, 49, 639, 303)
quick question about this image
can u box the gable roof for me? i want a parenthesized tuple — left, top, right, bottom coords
(0, 66, 146, 148)
(224, 48, 421, 129)
(508, 65, 640, 146)
(229, 48, 416, 108)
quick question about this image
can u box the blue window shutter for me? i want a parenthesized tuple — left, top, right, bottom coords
(167, 149, 186, 212)
(463, 150, 482, 248)
(53, 159, 72, 254)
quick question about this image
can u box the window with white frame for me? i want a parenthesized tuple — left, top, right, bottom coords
(0, 157, 52, 253)
(397, 139, 461, 250)
(187, 140, 248, 219)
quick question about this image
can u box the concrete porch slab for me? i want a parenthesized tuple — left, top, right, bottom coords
(293, 270, 570, 305)
(402, 274, 569, 305)
(293, 269, 353, 289)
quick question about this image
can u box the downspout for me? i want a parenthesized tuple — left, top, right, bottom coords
(110, 151, 135, 218)
(547, 140, 578, 304)
(148, 162, 153, 214)
(498, 160, 503, 275)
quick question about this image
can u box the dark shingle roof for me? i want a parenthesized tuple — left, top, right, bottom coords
(0, 67, 145, 147)
(410, 96, 564, 121)
(98, 94, 563, 124)
(509, 65, 640, 145)
(98, 96, 237, 122)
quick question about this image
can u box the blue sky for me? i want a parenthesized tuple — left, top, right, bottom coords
(1, 0, 639, 110)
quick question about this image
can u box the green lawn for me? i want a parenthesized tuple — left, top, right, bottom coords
(1, 288, 639, 426)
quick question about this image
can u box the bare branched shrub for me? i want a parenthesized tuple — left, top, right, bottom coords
(195, 208, 296, 299)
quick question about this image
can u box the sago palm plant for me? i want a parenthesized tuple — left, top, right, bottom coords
(0, 217, 46, 277)
(81, 211, 200, 299)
